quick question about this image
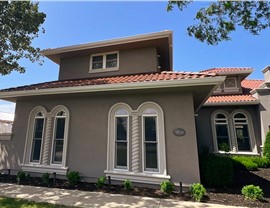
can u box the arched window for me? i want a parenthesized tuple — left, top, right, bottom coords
(114, 108, 129, 169)
(30, 112, 45, 163)
(213, 113, 230, 151)
(233, 113, 251, 151)
(51, 106, 69, 166)
(142, 108, 158, 171)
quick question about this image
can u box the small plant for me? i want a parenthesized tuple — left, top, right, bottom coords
(96, 176, 106, 188)
(16, 171, 26, 183)
(42, 172, 50, 185)
(66, 171, 80, 186)
(263, 131, 270, 160)
(123, 179, 133, 190)
(218, 143, 230, 153)
(190, 183, 206, 202)
(160, 180, 174, 194)
(241, 185, 264, 200)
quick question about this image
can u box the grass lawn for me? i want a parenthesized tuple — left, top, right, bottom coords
(0, 197, 73, 208)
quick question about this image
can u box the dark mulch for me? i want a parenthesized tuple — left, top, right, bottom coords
(1, 169, 270, 207)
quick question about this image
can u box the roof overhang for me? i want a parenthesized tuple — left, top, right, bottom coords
(216, 69, 253, 81)
(204, 100, 259, 106)
(0, 77, 225, 111)
(42, 30, 173, 71)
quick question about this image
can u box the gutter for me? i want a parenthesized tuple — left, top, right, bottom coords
(0, 76, 225, 101)
(204, 100, 259, 106)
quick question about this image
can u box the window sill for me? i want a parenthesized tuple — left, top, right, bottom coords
(214, 151, 260, 156)
(89, 67, 119, 74)
(0, 133, 12, 141)
(104, 170, 170, 184)
(21, 164, 68, 175)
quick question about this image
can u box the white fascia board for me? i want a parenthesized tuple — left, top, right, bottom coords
(216, 69, 253, 76)
(204, 100, 259, 106)
(0, 76, 225, 100)
(42, 30, 172, 56)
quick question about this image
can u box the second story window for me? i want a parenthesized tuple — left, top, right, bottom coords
(90, 52, 119, 72)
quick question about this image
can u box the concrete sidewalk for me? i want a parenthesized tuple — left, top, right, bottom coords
(0, 183, 245, 208)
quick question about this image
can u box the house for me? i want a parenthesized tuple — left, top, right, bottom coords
(0, 112, 14, 140)
(0, 31, 269, 187)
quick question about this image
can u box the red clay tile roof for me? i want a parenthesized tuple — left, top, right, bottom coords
(0, 71, 217, 92)
(206, 79, 264, 104)
(201, 67, 253, 74)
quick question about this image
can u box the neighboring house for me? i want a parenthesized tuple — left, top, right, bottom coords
(0, 112, 14, 140)
(0, 31, 269, 187)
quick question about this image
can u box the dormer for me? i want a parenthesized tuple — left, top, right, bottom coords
(42, 31, 173, 80)
(201, 67, 253, 95)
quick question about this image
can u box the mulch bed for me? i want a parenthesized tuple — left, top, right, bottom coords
(1, 168, 270, 207)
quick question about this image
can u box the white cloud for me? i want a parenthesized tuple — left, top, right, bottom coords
(0, 101, 16, 114)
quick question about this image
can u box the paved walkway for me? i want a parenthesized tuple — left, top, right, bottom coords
(0, 183, 246, 208)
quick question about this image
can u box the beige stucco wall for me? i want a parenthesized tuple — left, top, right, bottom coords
(58, 47, 158, 80)
(0, 90, 200, 185)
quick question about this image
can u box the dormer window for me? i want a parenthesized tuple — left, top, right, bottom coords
(90, 51, 119, 73)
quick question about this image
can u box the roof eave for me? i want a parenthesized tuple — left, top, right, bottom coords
(204, 100, 259, 106)
(0, 76, 225, 101)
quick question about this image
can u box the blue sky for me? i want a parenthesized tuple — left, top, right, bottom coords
(0, 1, 270, 113)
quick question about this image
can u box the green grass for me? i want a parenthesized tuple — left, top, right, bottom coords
(0, 197, 74, 208)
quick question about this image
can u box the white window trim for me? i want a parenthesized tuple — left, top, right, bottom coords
(50, 105, 70, 167)
(114, 114, 129, 171)
(107, 103, 132, 172)
(232, 110, 257, 153)
(137, 102, 167, 176)
(211, 109, 257, 154)
(23, 106, 47, 165)
(211, 110, 232, 152)
(89, 51, 119, 73)
(142, 114, 159, 173)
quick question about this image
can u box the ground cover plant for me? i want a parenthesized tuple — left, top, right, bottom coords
(66, 171, 80, 186)
(190, 183, 206, 202)
(241, 185, 264, 200)
(160, 180, 174, 194)
(96, 176, 106, 188)
(0, 197, 71, 208)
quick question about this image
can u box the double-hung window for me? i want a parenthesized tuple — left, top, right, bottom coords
(52, 111, 66, 164)
(143, 108, 158, 172)
(90, 52, 119, 71)
(114, 109, 129, 169)
(30, 112, 45, 163)
(234, 113, 251, 151)
(213, 113, 230, 151)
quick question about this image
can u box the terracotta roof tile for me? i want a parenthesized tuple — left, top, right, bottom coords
(0, 71, 216, 93)
(206, 79, 264, 104)
(201, 67, 253, 73)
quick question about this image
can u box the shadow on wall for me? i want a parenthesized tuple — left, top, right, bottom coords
(0, 142, 20, 170)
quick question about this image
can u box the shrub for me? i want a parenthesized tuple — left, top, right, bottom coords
(263, 131, 270, 160)
(250, 156, 270, 168)
(123, 179, 133, 190)
(218, 143, 230, 153)
(66, 171, 80, 186)
(160, 180, 174, 194)
(16, 171, 26, 183)
(42, 172, 50, 185)
(232, 156, 258, 171)
(200, 154, 233, 187)
(96, 176, 106, 188)
(241, 185, 264, 200)
(190, 183, 206, 202)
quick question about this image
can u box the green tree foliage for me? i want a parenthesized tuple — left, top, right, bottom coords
(0, 1, 46, 75)
(263, 131, 270, 160)
(167, 1, 270, 45)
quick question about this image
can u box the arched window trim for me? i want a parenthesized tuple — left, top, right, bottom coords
(107, 103, 132, 172)
(137, 102, 167, 176)
(23, 106, 47, 165)
(211, 110, 231, 152)
(231, 110, 257, 153)
(50, 105, 70, 167)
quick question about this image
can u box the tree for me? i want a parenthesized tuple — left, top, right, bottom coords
(0, 1, 46, 75)
(167, 1, 270, 45)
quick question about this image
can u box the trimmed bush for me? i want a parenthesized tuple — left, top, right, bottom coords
(123, 179, 133, 190)
(16, 171, 26, 183)
(96, 176, 106, 188)
(42, 172, 50, 185)
(241, 185, 264, 200)
(263, 131, 270, 160)
(232, 156, 258, 171)
(160, 180, 174, 194)
(190, 183, 206, 202)
(200, 154, 233, 187)
(66, 171, 80, 186)
(250, 156, 270, 168)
